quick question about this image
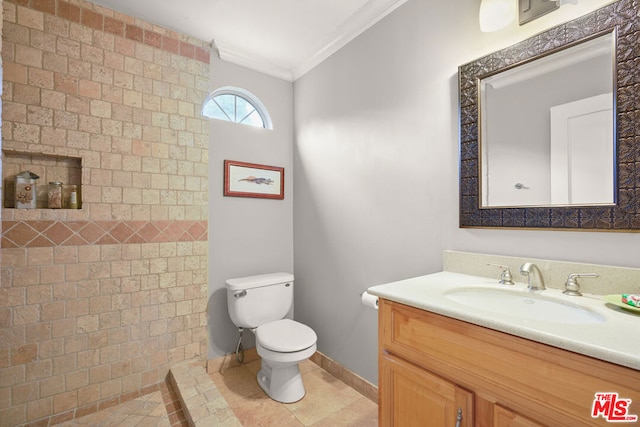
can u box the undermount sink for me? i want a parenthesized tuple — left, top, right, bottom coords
(445, 287, 606, 324)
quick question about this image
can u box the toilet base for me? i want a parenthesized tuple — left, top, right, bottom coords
(257, 359, 306, 403)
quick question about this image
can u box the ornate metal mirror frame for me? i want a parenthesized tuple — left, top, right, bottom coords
(459, 0, 639, 230)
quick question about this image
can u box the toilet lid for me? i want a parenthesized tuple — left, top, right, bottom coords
(256, 319, 317, 353)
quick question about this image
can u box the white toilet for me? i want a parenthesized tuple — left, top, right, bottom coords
(225, 272, 317, 403)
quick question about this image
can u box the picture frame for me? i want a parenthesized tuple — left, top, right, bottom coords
(224, 160, 284, 200)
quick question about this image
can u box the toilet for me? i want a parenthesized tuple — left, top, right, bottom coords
(225, 272, 317, 403)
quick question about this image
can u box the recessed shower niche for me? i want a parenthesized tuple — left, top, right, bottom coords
(2, 151, 82, 209)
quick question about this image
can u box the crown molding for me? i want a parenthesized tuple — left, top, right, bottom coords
(214, 0, 408, 82)
(292, 0, 409, 80)
(214, 41, 294, 82)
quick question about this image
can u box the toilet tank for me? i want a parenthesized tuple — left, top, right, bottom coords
(226, 272, 294, 329)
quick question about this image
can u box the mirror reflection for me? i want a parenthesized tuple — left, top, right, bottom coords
(479, 31, 615, 208)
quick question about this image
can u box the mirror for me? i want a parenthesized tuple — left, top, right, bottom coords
(480, 32, 615, 208)
(459, 0, 640, 230)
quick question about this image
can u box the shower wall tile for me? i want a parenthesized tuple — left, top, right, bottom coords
(0, 1, 211, 426)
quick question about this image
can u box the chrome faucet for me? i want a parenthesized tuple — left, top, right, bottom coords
(487, 263, 515, 285)
(519, 262, 545, 291)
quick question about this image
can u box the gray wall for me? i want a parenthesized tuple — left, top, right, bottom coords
(207, 55, 294, 358)
(292, 0, 621, 386)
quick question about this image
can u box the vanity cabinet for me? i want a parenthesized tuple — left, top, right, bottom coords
(378, 299, 640, 426)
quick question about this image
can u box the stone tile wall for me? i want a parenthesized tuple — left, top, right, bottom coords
(0, 0, 211, 425)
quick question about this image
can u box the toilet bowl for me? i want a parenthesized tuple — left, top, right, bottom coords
(225, 273, 318, 403)
(255, 319, 317, 403)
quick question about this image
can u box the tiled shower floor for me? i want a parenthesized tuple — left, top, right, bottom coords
(58, 359, 378, 426)
(57, 381, 188, 427)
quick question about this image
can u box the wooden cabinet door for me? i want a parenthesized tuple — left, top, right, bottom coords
(380, 352, 473, 427)
(494, 405, 545, 427)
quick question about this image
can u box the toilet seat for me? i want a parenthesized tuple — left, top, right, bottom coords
(256, 319, 317, 352)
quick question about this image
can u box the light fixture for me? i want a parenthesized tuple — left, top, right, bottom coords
(479, 0, 516, 32)
(519, 0, 560, 25)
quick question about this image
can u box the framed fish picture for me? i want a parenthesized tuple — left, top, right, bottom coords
(224, 160, 284, 199)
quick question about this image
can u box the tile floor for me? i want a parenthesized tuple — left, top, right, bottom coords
(209, 359, 378, 427)
(57, 359, 378, 426)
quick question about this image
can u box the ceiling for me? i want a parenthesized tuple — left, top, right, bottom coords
(90, 0, 408, 81)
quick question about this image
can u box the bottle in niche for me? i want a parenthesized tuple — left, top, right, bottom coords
(69, 185, 78, 209)
(14, 171, 39, 209)
(48, 181, 63, 209)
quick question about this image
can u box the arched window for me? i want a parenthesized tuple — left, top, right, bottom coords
(202, 86, 272, 129)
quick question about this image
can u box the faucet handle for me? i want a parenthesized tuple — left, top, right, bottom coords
(563, 273, 599, 296)
(487, 263, 515, 285)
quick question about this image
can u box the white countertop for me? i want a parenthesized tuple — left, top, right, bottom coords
(368, 271, 640, 371)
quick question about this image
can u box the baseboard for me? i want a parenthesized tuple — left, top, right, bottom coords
(206, 347, 260, 373)
(310, 351, 378, 404)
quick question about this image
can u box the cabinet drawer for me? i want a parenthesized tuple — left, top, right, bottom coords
(494, 405, 544, 427)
